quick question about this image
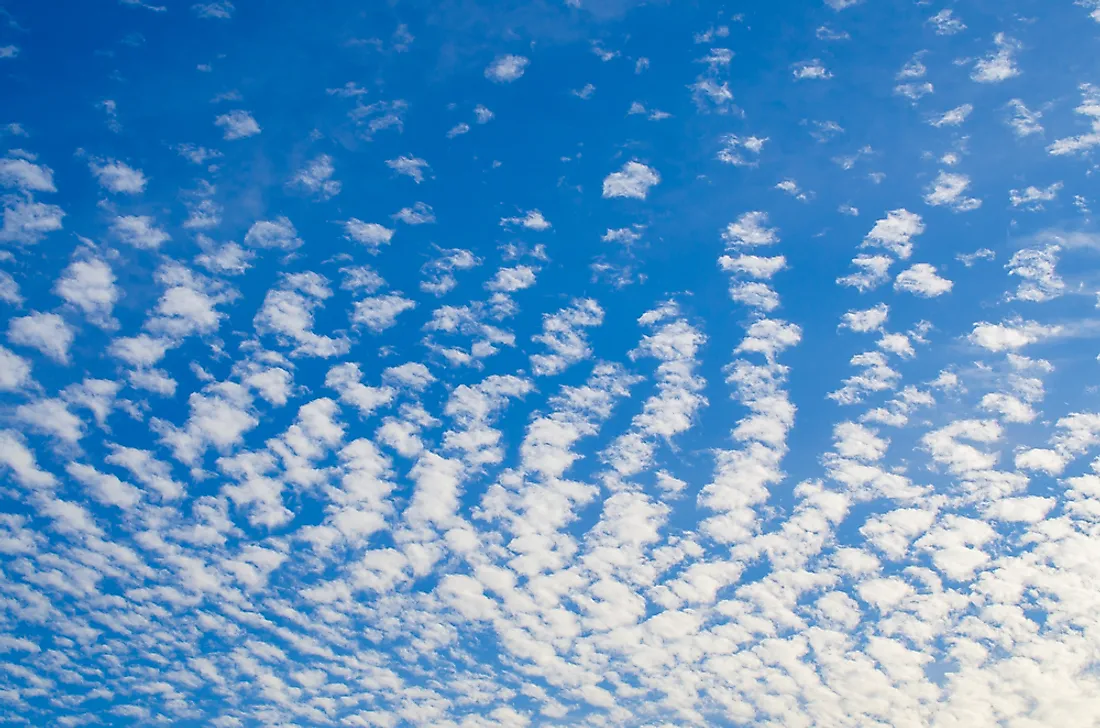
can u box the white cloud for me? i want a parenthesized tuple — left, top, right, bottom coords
(254, 272, 348, 357)
(0, 155, 56, 192)
(344, 219, 395, 251)
(0, 346, 32, 391)
(214, 109, 261, 139)
(895, 81, 934, 100)
(723, 211, 778, 247)
(90, 159, 147, 194)
(352, 294, 416, 332)
(571, 83, 596, 99)
(487, 265, 537, 293)
(971, 33, 1021, 83)
(54, 257, 119, 328)
(394, 202, 435, 225)
(288, 154, 340, 198)
(192, 1, 234, 18)
(837, 254, 893, 291)
(928, 9, 966, 35)
(792, 59, 833, 80)
(0, 271, 20, 305)
(0, 197, 64, 244)
(840, 304, 889, 333)
(1048, 84, 1100, 156)
(923, 171, 981, 211)
(244, 216, 301, 250)
(602, 161, 660, 200)
(1010, 182, 1062, 209)
(7, 311, 74, 364)
(112, 214, 170, 249)
(386, 155, 430, 183)
(1006, 99, 1044, 137)
(484, 54, 529, 83)
(717, 134, 767, 166)
(500, 210, 551, 230)
(862, 209, 924, 259)
(530, 299, 604, 376)
(0, 430, 56, 488)
(1007, 246, 1064, 302)
(930, 104, 973, 127)
(969, 319, 1063, 351)
(894, 263, 953, 297)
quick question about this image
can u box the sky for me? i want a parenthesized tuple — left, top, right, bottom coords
(1, 0, 1100, 725)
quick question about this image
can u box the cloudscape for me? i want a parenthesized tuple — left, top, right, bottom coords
(1, 0, 1100, 725)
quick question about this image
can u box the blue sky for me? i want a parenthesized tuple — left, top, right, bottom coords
(2, 0, 1100, 725)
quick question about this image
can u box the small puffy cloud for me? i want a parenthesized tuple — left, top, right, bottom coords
(474, 105, 494, 123)
(1009, 182, 1062, 210)
(717, 134, 767, 166)
(930, 104, 973, 127)
(487, 265, 537, 293)
(215, 109, 261, 139)
(602, 161, 660, 200)
(1007, 246, 1064, 302)
(862, 209, 924, 259)
(895, 81, 934, 100)
(193, 1, 234, 18)
(90, 159, 147, 194)
(928, 9, 965, 35)
(0, 198, 64, 244)
(837, 254, 893, 291)
(1005, 99, 1043, 137)
(894, 263, 953, 297)
(825, 0, 861, 8)
(112, 214, 170, 249)
(17, 399, 85, 444)
(0, 273, 22, 307)
(969, 319, 1062, 351)
(446, 122, 470, 138)
(0, 46, 18, 59)
(0, 155, 56, 192)
(176, 143, 223, 165)
(840, 304, 889, 333)
(393, 202, 435, 225)
(109, 333, 171, 367)
(484, 54, 529, 83)
(0, 430, 57, 488)
(54, 257, 119, 328)
(723, 211, 779, 247)
(8, 311, 74, 364)
(288, 154, 340, 198)
(1047, 84, 1100, 156)
(244, 216, 301, 250)
(254, 274, 348, 358)
(923, 171, 981, 211)
(344, 219, 395, 251)
(572, 83, 596, 99)
(792, 59, 833, 80)
(386, 155, 430, 183)
(971, 33, 1020, 83)
(0, 346, 32, 391)
(718, 253, 787, 279)
(351, 294, 416, 332)
(196, 240, 253, 275)
(500, 210, 551, 231)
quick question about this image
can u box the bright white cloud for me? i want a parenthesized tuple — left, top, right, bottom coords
(484, 54, 529, 83)
(214, 109, 261, 139)
(602, 161, 660, 199)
